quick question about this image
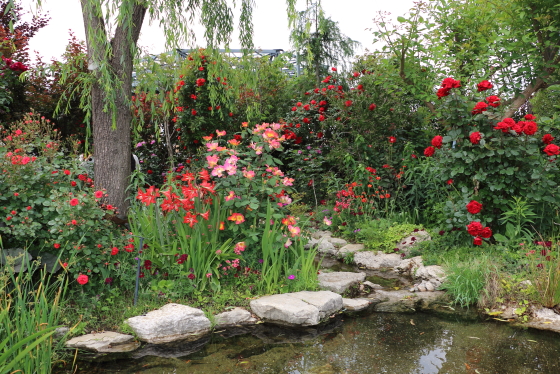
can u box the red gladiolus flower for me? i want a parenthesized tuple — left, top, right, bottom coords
(542, 134, 554, 144)
(199, 210, 210, 220)
(77, 274, 89, 285)
(544, 144, 560, 156)
(470, 131, 482, 144)
(424, 146, 435, 157)
(368, 103, 376, 111)
(477, 80, 493, 91)
(69, 198, 79, 206)
(522, 121, 538, 135)
(472, 102, 488, 115)
(389, 136, 396, 143)
(466, 200, 483, 214)
(183, 212, 198, 228)
(431, 135, 443, 149)
(473, 236, 483, 245)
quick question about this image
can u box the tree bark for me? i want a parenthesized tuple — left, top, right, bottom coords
(81, 1, 147, 218)
(502, 77, 546, 119)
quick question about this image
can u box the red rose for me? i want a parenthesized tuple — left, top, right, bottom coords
(317, 132, 324, 139)
(303, 104, 310, 110)
(486, 95, 500, 107)
(472, 102, 488, 115)
(466, 200, 483, 214)
(477, 80, 493, 92)
(431, 135, 443, 149)
(542, 134, 554, 144)
(473, 236, 483, 245)
(437, 87, 450, 99)
(331, 67, 337, 72)
(319, 114, 325, 121)
(524, 114, 536, 120)
(512, 122, 524, 134)
(322, 76, 331, 83)
(196, 78, 206, 87)
(111, 247, 119, 255)
(522, 121, 538, 135)
(303, 118, 310, 124)
(447, 179, 453, 185)
(69, 198, 79, 206)
(467, 221, 483, 236)
(441, 77, 461, 89)
(77, 274, 89, 285)
(345, 100, 352, 107)
(191, 109, 197, 115)
(54, 243, 61, 249)
(469, 131, 482, 144)
(544, 144, 560, 156)
(424, 146, 435, 157)
(481, 227, 492, 239)
(368, 103, 376, 110)
(494, 118, 515, 133)
(389, 136, 396, 143)
(71, 181, 77, 187)
(188, 273, 196, 280)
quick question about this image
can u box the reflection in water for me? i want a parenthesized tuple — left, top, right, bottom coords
(70, 313, 560, 374)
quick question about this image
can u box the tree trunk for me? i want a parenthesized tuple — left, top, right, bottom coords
(81, 1, 147, 218)
(502, 77, 546, 119)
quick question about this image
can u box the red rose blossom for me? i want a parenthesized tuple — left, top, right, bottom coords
(424, 146, 435, 157)
(542, 134, 554, 144)
(477, 80, 493, 91)
(368, 103, 376, 110)
(486, 95, 500, 107)
(524, 114, 536, 120)
(466, 200, 483, 214)
(544, 144, 560, 156)
(472, 102, 488, 115)
(69, 198, 79, 206)
(469, 131, 482, 144)
(77, 274, 89, 285)
(522, 121, 538, 135)
(481, 227, 493, 239)
(473, 236, 483, 245)
(431, 135, 443, 149)
(467, 221, 483, 236)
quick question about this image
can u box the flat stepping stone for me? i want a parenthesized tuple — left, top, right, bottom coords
(66, 331, 139, 353)
(318, 271, 365, 294)
(326, 237, 348, 247)
(250, 291, 342, 326)
(126, 303, 211, 344)
(338, 243, 364, 255)
(214, 307, 257, 328)
(354, 252, 402, 269)
(343, 298, 372, 311)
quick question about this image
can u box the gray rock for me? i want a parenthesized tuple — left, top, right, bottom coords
(29, 251, 61, 273)
(54, 327, 70, 339)
(363, 281, 384, 290)
(214, 307, 256, 328)
(525, 307, 560, 333)
(250, 291, 342, 326)
(415, 265, 446, 282)
(66, 331, 140, 353)
(371, 290, 448, 313)
(354, 251, 402, 269)
(311, 230, 333, 239)
(0, 248, 32, 272)
(126, 303, 211, 344)
(338, 243, 364, 255)
(343, 298, 372, 311)
(394, 256, 423, 275)
(326, 237, 348, 248)
(318, 271, 366, 294)
(316, 240, 338, 255)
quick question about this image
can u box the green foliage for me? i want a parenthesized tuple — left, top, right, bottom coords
(0, 113, 135, 292)
(355, 219, 421, 253)
(532, 85, 560, 119)
(523, 242, 560, 308)
(493, 197, 537, 244)
(0, 257, 68, 373)
(441, 255, 498, 307)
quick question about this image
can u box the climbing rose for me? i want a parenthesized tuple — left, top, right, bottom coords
(477, 80, 493, 91)
(494, 118, 515, 133)
(431, 135, 443, 149)
(196, 78, 206, 87)
(481, 227, 493, 239)
(524, 114, 536, 120)
(473, 236, 483, 245)
(544, 144, 560, 156)
(467, 221, 484, 236)
(423, 146, 435, 157)
(522, 121, 538, 136)
(472, 102, 488, 115)
(486, 95, 500, 107)
(542, 134, 554, 144)
(469, 131, 482, 144)
(77, 274, 89, 285)
(466, 200, 483, 214)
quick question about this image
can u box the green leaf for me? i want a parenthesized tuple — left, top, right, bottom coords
(397, 16, 406, 23)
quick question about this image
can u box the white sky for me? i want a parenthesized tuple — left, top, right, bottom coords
(19, 0, 416, 62)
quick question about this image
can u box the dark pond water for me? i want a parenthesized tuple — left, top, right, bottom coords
(71, 312, 560, 374)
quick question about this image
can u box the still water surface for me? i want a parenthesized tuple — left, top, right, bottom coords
(77, 312, 560, 374)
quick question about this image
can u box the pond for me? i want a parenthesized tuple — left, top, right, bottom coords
(72, 312, 560, 373)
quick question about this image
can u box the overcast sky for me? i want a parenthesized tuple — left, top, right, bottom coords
(19, 0, 416, 62)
